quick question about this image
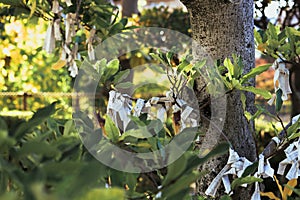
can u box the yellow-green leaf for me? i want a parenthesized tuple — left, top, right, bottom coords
(52, 60, 67, 70)
(283, 179, 297, 198)
(29, 0, 36, 19)
(260, 192, 280, 200)
(274, 175, 284, 198)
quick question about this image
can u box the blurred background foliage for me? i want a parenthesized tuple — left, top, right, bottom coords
(0, 1, 190, 119)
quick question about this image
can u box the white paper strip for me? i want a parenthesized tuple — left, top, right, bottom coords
(65, 13, 76, 43)
(292, 114, 300, 124)
(54, 19, 62, 41)
(68, 61, 78, 77)
(107, 91, 132, 131)
(43, 21, 55, 53)
(65, 0, 72, 6)
(251, 175, 261, 200)
(277, 138, 300, 180)
(133, 99, 145, 117)
(157, 106, 166, 122)
(272, 59, 292, 101)
(88, 43, 95, 61)
(257, 154, 274, 178)
(52, 0, 59, 13)
(205, 148, 253, 197)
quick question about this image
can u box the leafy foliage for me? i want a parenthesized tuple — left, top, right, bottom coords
(0, 101, 230, 199)
(255, 23, 300, 64)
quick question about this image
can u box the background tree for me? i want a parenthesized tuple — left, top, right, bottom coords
(180, 0, 257, 198)
(255, 0, 300, 118)
(121, 0, 139, 17)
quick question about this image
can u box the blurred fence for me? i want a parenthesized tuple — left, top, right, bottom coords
(0, 91, 291, 113)
(0, 92, 104, 113)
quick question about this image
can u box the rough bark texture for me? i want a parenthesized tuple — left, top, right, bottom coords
(180, 0, 257, 199)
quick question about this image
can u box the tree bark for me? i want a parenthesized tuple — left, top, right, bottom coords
(180, 0, 257, 199)
(290, 65, 300, 117)
(121, 0, 139, 17)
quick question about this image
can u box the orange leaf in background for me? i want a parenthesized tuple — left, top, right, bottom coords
(260, 192, 280, 200)
(283, 179, 297, 197)
(274, 175, 284, 198)
(257, 43, 267, 52)
(52, 60, 67, 70)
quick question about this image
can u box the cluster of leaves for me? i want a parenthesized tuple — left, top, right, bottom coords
(255, 23, 300, 64)
(0, 102, 117, 200)
(137, 6, 191, 36)
(0, 99, 230, 199)
(75, 110, 229, 199)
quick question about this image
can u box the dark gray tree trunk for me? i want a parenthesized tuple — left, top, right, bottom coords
(180, 0, 257, 199)
(121, 0, 139, 17)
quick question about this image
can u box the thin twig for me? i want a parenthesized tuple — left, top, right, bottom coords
(276, 114, 288, 138)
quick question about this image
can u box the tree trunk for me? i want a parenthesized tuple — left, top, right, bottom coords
(180, 0, 257, 199)
(121, 0, 139, 17)
(290, 65, 300, 117)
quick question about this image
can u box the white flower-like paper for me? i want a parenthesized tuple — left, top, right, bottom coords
(68, 61, 78, 78)
(268, 58, 292, 105)
(277, 138, 300, 180)
(43, 21, 55, 53)
(205, 148, 253, 197)
(87, 27, 96, 61)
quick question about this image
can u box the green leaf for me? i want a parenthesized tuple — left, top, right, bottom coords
(63, 120, 74, 135)
(109, 22, 125, 35)
(150, 53, 167, 65)
(241, 64, 271, 84)
(193, 59, 206, 72)
(81, 60, 100, 80)
(188, 143, 230, 169)
(177, 59, 190, 73)
(28, 0, 36, 19)
(240, 92, 246, 111)
(238, 86, 272, 99)
(242, 162, 258, 177)
(254, 29, 262, 44)
(113, 69, 130, 84)
(0, 0, 24, 6)
(0, 117, 8, 138)
(94, 58, 107, 75)
(231, 176, 263, 190)
(115, 82, 134, 89)
(79, 188, 125, 200)
(287, 27, 300, 36)
(162, 153, 188, 187)
(220, 195, 232, 200)
(162, 171, 205, 198)
(125, 173, 138, 191)
(275, 89, 283, 113)
(14, 102, 57, 140)
(224, 58, 234, 80)
(104, 116, 120, 143)
(18, 141, 60, 158)
(104, 59, 119, 79)
(119, 18, 128, 27)
(287, 116, 300, 139)
(166, 51, 174, 66)
(119, 128, 152, 140)
(267, 23, 278, 40)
